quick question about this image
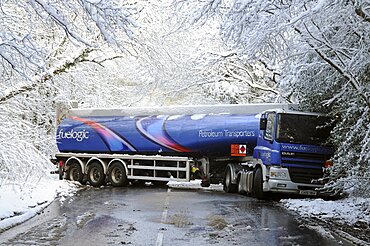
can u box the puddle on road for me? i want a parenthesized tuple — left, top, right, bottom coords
(1, 216, 68, 245)
(61, 214, 137, 245)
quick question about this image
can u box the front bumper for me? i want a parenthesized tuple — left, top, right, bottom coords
(264, 178, 336, 197)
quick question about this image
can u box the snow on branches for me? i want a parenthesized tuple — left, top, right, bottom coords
(0, 0, 139, 82)
(0, 0, 141, 189)
(178, 0, 370, 196)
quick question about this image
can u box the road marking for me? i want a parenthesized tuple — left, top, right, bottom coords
(156, 188, 171, 246)
(156, 233, 163, 246)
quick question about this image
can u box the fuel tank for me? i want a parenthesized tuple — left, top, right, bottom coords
(56, 113, 260, 157)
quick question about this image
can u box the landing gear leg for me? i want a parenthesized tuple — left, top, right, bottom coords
(199, 158, 210, 187)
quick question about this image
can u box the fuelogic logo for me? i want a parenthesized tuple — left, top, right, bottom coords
(57, 129, 89, 142)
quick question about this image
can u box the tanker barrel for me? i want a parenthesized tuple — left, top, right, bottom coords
(67, 103, 296, 118)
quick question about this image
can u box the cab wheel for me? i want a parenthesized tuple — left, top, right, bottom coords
(253, 167, 266, 200)
(223, 166, 237, 193)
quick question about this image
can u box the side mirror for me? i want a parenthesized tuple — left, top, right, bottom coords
(260, 118, 267, 130)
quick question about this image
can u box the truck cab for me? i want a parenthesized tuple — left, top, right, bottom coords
(233, 109, 336, 199)
(258, 110, 335, 196)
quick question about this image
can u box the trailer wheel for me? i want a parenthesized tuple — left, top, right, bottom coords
(108, 162, 128, 187)
(253, 167, 266, 200)
(223, 166, 237, 193)
(66, 162, 83, 184)
(87, 162, 106, 187)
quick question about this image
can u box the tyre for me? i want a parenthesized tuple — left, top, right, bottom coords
(223, 166, 237, 193)
(108, 162, 128, 187)
(66, 162, 84, 184)
(253, 167, 266, 199)
(87, 162, 106, 187)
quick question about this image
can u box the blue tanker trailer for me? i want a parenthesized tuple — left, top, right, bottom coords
(56, 114, 259, 157)
(54, 103, 337, 199)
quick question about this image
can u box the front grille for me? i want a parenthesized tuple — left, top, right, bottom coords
(288, 167, 323, 184)
(281, 151, 327, 160)
(281, 151, 327, 169)
(281, 151, 326, 184)
(282, 159, 323, 168)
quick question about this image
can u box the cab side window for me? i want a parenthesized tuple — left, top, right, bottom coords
(264, 113, 275, 141)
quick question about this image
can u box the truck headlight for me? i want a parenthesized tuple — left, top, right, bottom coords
(270, 168, 289, 180)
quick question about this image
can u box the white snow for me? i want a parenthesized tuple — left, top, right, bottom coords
(0, 177, 78, 231)
(305, 225, 335, 240)
(167, 115, 184, 120)
(190, 114, 207, 120)
(281, 197, 370, 225)
(167, 179, 224, 192)
(76, 211, 94, 228)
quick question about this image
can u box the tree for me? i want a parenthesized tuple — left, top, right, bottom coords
(178, 0, 370, 196)
(0, 0, 226, 188)
(201, 53, 282, 103)
(173, 0, 290, 103)
(116, 0, 227, 106)
(0, 0, 140, 188)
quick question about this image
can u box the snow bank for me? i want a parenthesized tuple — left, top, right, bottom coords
(0, 177, 77, 231)
(167, 179, 224, 192)
(281, 197, 370, 225)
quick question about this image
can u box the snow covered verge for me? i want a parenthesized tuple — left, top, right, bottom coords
(0, 176, 78, 232)
(281, 198, 370, 244)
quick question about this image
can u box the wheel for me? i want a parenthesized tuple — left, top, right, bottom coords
(223, 166, 237, 193)
(253, 167, 266, 199)
(66, 162, 84, 184)
(87, 162, 106, 187)
(108, 162, 128, 187)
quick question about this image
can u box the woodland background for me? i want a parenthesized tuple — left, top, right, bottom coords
(0, 0, 369, 197)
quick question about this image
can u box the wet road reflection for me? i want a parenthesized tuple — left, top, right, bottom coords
(0, 185, 352, 246)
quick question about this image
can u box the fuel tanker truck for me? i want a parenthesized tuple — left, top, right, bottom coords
(53, 103, 336, 199)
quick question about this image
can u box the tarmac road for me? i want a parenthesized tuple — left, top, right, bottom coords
(0, 184, 353, 246)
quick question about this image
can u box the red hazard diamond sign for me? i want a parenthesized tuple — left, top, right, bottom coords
(239, 145, 246, 154)
(231, 144, 247, 157)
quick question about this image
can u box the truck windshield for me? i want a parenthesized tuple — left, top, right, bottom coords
(276, 113, 333, 145)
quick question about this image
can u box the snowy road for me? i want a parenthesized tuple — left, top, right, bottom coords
(0, 185, 352, 246)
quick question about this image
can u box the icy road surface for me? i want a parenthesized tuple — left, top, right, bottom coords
(0, 184, 352, 246)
